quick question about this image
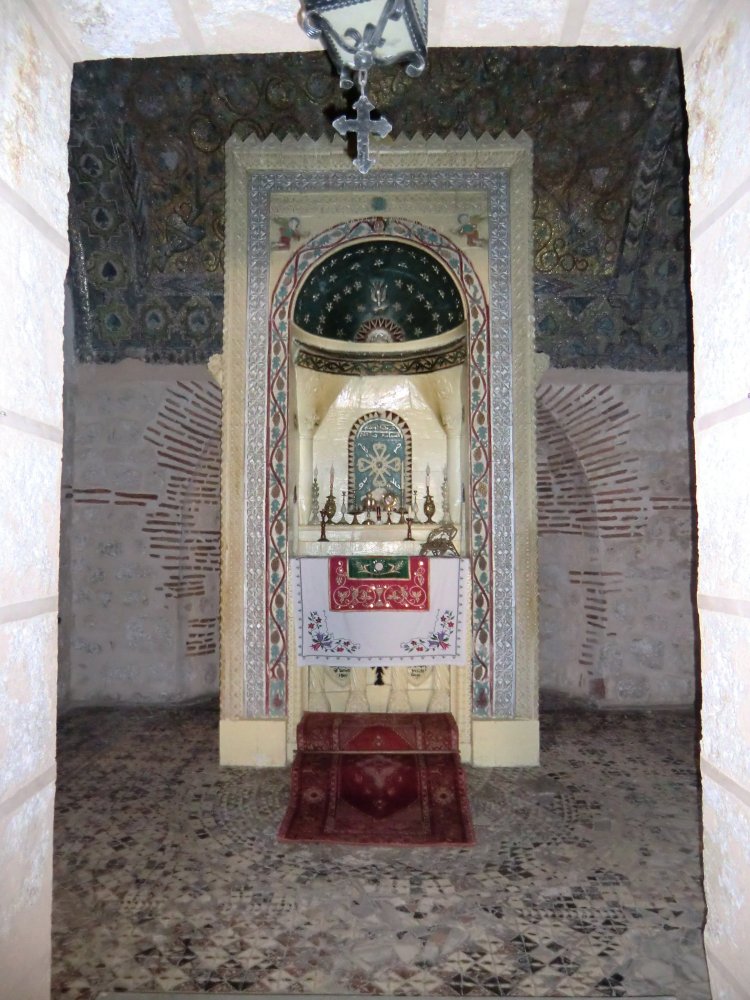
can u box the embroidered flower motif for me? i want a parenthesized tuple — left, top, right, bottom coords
(307, 611, 360, 654)
(400, 609, 456, 653)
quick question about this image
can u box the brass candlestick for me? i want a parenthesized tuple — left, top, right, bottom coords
(322, 492, 336, 521)
(308, 473, 321, 525)
(423, 490, 436, 524)
(404, 517, 413, 541)
(319, 512, 329, 542)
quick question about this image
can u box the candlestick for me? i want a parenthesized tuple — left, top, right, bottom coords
(308, 470, 320, 525)
(441, 468, 450, 524)
(336, 489, 348, 525)
(423, 488, 436, 524)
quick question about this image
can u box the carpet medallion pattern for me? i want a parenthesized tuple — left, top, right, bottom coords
(278, 714, 475, 846)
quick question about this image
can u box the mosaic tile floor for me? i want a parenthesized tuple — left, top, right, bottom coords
(52, 706, 710, 999)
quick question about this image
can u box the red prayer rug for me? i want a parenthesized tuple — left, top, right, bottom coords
(278, 713, 475, 847)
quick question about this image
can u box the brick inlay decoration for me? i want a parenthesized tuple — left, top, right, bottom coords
(66, 380, 222, 661)
(143, 381, 221, 655)
(568, 568, 624, 678)
(536, 379, 694, 704)
(537, 383, 648, 539)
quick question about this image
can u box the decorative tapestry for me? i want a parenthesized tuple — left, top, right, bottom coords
(329, 556, 429, 611)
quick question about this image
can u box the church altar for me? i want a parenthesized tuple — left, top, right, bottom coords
(218, 133, 542, 768)
(293, 556, 468, 665)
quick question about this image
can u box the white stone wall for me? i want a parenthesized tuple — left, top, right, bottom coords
(59, 361, 221, 707)
(2, 3, 745, 994)
(0, 2, 71, 996)
(537, 369, 696, 708)
(685, 1, 750, 994)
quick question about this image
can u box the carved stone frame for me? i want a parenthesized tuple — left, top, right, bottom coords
(219, 133, 540, 767)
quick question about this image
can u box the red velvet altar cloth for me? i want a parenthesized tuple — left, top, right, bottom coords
(278, 713, 475, 847)
(328, 556, 429, 611)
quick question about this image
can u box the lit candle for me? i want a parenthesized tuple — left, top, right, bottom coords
(329, 464, 335, 492)
(426, 464, 430, 491)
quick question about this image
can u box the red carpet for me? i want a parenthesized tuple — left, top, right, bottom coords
(278, 713, 475, 846)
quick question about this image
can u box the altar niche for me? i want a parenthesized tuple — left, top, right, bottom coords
(219, 134, 540, 769)
(290, 233, 469, 557)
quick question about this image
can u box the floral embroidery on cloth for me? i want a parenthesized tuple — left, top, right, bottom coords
(294, 558, 466, 664)
(401, 610, 456, 652)
(307, 611, 361, 654)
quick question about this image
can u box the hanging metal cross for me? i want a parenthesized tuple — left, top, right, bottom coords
(332, 91, 392, 175)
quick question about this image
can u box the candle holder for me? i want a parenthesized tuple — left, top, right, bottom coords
(423, 490, 436, 524)
(322, 491, 336, 521)
(318, 512, 329, 542)
(363, 495, 376, 525)
(308, 474, 321, 525)
(336, 490, 349, 525)
(404, 517, 413, 541)
(441, 471, 450, 524)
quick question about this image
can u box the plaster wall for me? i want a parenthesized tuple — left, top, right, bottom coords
(685, 2, 750, 992)
(537, 368, 696, 709)
(59, 360, 220, 707)
(59, 360, 696, 712)
(0, 2, 70, 996)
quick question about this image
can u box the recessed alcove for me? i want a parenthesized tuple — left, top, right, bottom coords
(289, 236, 469, 555)
(219, 132, 542, 765)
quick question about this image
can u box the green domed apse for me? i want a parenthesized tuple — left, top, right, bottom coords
(293, 239, 465, 343)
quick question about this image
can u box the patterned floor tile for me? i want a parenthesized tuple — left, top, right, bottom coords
(52, 706, 710, 999)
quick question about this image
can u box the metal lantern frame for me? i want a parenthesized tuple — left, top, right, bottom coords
(300, 0, 428, 172)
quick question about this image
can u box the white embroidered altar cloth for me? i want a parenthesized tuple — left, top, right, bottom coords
(292, 557, 468, 666)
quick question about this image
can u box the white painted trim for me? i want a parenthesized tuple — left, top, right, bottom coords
(0, 596, 58, 625)
(698, 594, 750, 618)
(0, 176, 69, 254)
(0, 765, 56, 821)
(0, 408, 63, 444)
(701, 757, 750, 812)
(691, 172, 750, 241)
(694, 396, 750, 432)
